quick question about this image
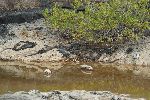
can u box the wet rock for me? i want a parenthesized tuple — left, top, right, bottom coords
(12, 41, 37, 51)
(44, 69, 51, 75)
(43, 69, 52, 77)
(80, 64, 93, 71)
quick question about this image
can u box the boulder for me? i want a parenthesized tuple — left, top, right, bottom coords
(80, 64, 93, 71)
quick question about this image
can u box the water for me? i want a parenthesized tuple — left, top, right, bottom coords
(0, 60, 150, 99)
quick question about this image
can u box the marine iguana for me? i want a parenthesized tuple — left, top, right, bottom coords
(0, 41, 37, 53)
(26, 45, 55, 56)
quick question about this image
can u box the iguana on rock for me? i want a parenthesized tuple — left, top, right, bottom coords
(0, 41, 37, 53)
(26, 45, 55, 56)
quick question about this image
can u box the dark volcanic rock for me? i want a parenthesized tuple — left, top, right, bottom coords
(0, 24, 9, 39)
(65, 42, 118, 61)
(0, 8, 45, 24)
(0, 24, 7, 34)
(0, 24, 16, 44)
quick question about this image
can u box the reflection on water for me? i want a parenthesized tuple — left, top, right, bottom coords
(0, 60, 150, 99)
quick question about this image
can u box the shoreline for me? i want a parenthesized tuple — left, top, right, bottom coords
(0, 9, 150, 78)
(0, 90, 145, 100)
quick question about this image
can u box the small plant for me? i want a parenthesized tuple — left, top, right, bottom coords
(43, 0, 150, 43)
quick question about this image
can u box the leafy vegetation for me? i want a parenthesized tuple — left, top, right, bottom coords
(43, 0, 150, 44)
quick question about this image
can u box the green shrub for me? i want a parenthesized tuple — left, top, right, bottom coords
(43, 0, 150, 43)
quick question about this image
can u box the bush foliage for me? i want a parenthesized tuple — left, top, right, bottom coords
(43, 0, 150, 43)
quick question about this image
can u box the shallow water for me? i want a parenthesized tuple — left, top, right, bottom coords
(0, 60, 150, 99)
